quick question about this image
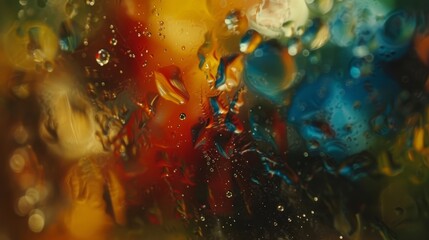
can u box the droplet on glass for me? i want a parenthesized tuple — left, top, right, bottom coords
(226, 191, 233, 198)
(86, 0, 95, 6)
(96, 49, 110, 66)
(277, 205, 285, 212)
(110, 38, 118, 46)
(179, 113, 186, 120)
(154, 65, 190, 105)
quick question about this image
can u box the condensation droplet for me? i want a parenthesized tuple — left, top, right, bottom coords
(96, 49, 110, 66)
(179, 113, 186, 120)
(28, 210, 45, 233)
(277, 205, 285, 212)
(226, 191, 233, 198)
(86, 0, 95, 6)
(110, 38, 117, 46)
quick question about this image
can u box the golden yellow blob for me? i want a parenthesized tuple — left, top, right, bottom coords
(3, 22, 58, 71)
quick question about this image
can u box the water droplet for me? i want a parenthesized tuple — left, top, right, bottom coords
(181, 46, 186, 51)
(86, 0, 95, 6)
(273, 221, 278, 226)
(200, 216, 206, 221)
(179, 113, 186, 120)
(110, 38, 117, 46)
(226, 191, 233, 198)
(277, 205, 285, 212)
(96, 49, 110, 66)
(28, 209, 45, 233)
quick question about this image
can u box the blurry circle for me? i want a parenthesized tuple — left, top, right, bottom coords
(28, 209, 45, 233)
(9, 150, 27, 173)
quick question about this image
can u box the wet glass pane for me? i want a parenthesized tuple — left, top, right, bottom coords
(0, 0, 429, 239)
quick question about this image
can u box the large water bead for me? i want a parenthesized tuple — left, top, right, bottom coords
(243, 41, 296, 100)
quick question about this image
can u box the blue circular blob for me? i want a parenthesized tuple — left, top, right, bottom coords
(243, 41, 288, 100)
(288, 70, 401, 162)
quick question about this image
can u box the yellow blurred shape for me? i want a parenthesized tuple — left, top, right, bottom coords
(413, 127, 425, 152)
(154, 65, 190, 105)
(3, 22, 58, 71)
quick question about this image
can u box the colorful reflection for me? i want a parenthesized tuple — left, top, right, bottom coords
(1, 0, 429, 239)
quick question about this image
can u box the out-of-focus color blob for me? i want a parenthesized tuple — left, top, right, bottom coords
(243, 40, 296, 101)
(59, 20, 82, 52)
(305, 0, 334, 15)
(374, 11, 416, 62)
(240, 29, 262, 53)
(328, 0, 390, 49)
(154, 65, 190, 105)
(247, 0, 309, 38)
(379, 181, 429, 240)
(214, 54, 244, 91)
(3, 22, 58, 71)
(301, 18, 330, 50)
(288, 70, 401, 162)
(28, 209, 45, 233)
(38, 72, 103, 160)
(224, 9, 249, 34)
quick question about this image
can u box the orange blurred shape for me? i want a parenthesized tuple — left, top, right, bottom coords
(154, 65, 190, 105)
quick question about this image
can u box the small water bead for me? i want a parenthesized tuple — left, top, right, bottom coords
(96, 49, 110, 66)
(110, 38, 117, 46)
(86, 0, 95, 6)
(226, 191, 233, 198)
(179, 113, 186, 120)
(277, 205, 285, 212)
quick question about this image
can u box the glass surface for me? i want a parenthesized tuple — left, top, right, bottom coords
(0, 0, 429, 239)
